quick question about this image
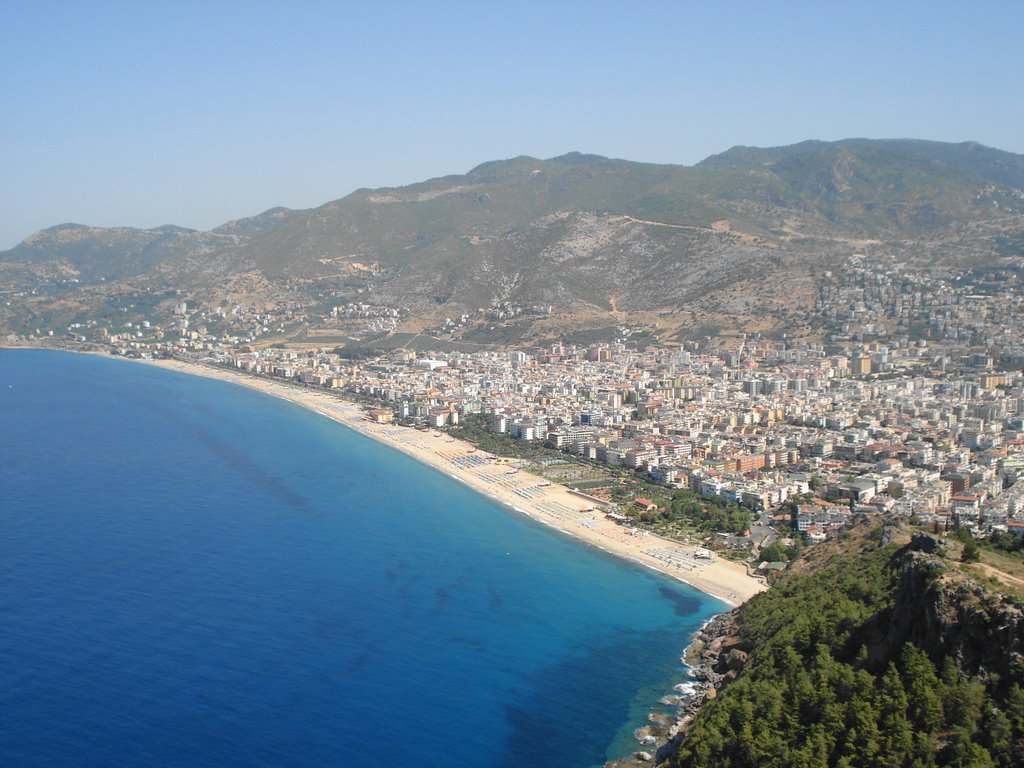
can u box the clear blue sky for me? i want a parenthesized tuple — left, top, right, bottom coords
(2, 0, 1022, 249)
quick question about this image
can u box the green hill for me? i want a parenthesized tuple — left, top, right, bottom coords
(669, 521, 1024, 767)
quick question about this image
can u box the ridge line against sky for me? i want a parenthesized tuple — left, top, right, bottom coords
(2, 0, 1022, 250)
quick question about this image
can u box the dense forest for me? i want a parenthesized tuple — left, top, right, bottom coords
(670, 524, 1024, 767)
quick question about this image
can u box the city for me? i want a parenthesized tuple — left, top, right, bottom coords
(20, 253, 1024, 570)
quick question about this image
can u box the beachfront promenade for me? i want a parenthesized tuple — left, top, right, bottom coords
(147, 358, 767, 605)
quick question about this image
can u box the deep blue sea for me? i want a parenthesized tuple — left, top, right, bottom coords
(0, 349, 724, 767)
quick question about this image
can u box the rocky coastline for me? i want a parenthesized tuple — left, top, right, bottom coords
(606, 610, 748, 766)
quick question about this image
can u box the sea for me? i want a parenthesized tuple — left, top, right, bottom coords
(0, 349, 724, 767)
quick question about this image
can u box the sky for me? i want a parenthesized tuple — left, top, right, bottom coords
(2, 0, 1022, 250)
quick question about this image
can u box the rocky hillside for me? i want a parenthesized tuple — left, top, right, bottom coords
(3, 224, 232, 281)
(666, 520, 1024, 767)
(2, 140, 1023, 340)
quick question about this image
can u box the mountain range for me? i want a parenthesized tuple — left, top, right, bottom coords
(3, 139, 1023, 343)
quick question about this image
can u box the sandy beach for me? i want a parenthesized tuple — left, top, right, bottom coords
(142, 357, 767, 606)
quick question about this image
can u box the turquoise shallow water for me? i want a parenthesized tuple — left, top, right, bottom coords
(0, 349, 724, 767)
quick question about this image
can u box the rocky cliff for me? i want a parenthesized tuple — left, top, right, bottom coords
(663, 521, 1024, 767)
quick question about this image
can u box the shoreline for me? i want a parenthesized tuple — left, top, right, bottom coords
(5, 343, 763, 765)
(140, 356, 767, 606)
(611, 613, 741, 767)
(1, 344, 766, 606)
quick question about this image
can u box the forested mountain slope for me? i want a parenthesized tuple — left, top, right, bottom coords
(670, 522, 1024, 767)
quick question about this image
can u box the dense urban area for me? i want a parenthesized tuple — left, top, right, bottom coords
(17, 254, 1024, 571)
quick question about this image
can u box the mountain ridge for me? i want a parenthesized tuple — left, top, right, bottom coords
(6, 138, 1022, 255)
(2, 138, 1022, 342)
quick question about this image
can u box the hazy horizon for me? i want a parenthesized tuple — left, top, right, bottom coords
(3, 0, 1022, 250)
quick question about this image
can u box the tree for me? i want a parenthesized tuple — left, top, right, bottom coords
(962, 537, 981, 563)
(760, 541, 789, 563)
(900, 644, 944, 734)
(876, 664, 914, 762)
